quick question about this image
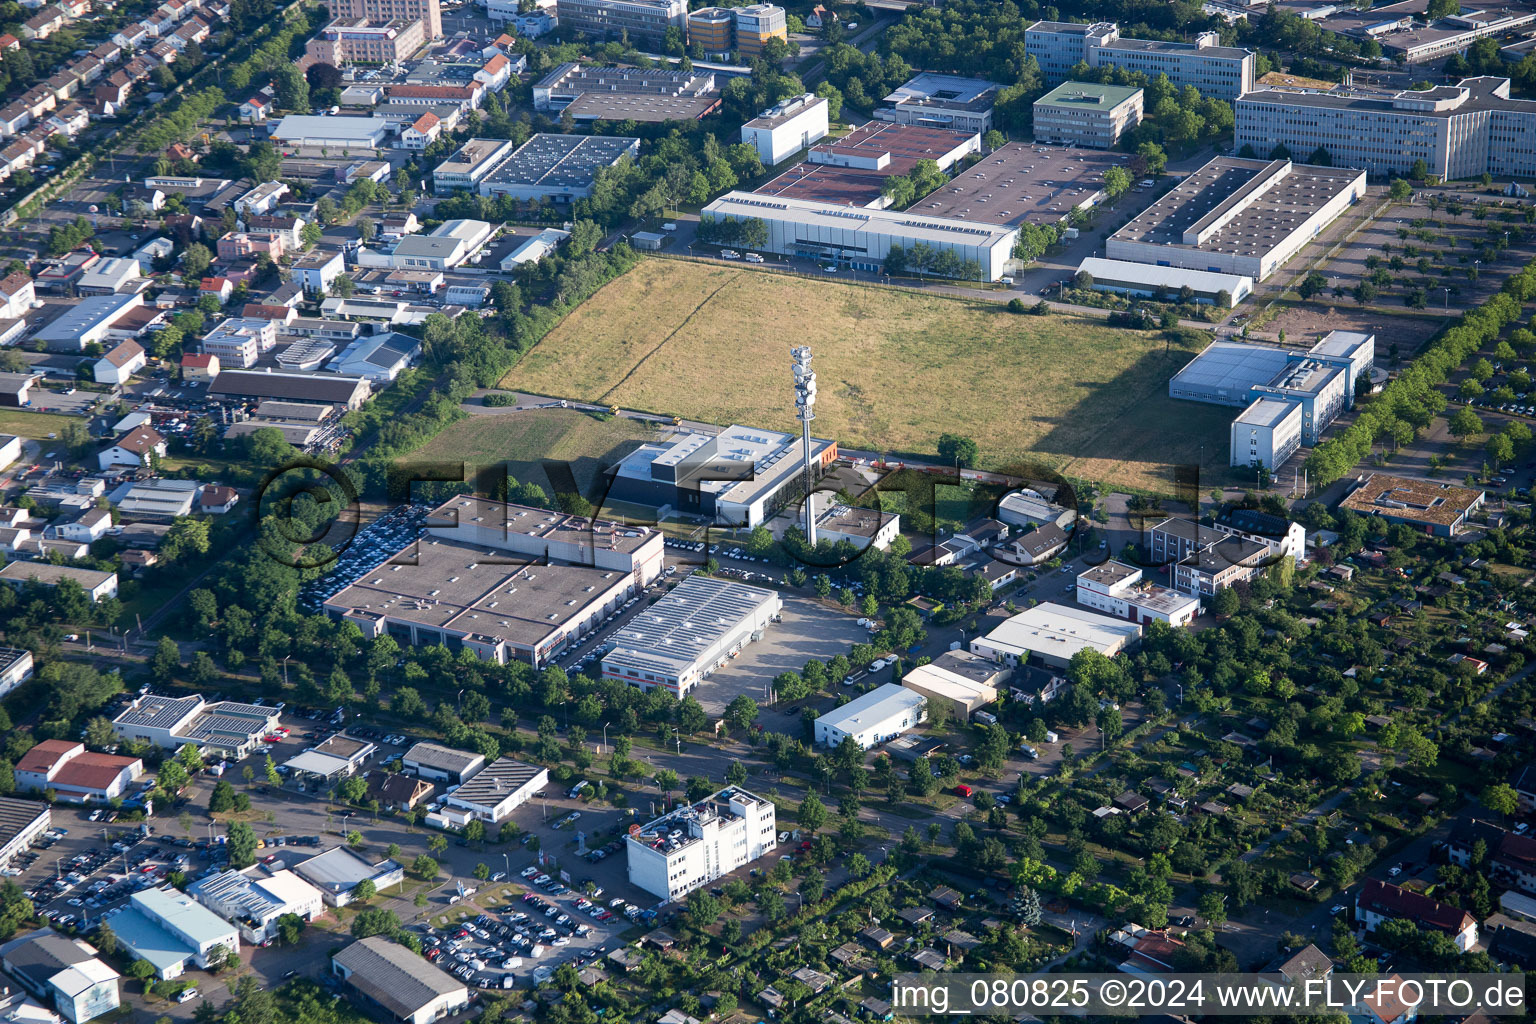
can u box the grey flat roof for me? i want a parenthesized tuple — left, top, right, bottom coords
(322, 536, 627, 647)
(447, 757, 544, 807)
(703, 191, 1017, 247)
(0, 562, 116, 590)
(1172, 340, 1292, 395)
(427, 497, 659, 556)
(334, 936, 465, 1018)
(0, 797, 47, 850)
(602, 575, 778, 677)
(915, 142, 1125, 227)
(33, 294, 139, 341)
(1111, 156, 1363, 257)
(292, 846, 394, 890)
(402, 741, 483, 774)
(114, 694, 202, 731)
(1235, 397, 1301, 427)
(483, 133, 639, 189)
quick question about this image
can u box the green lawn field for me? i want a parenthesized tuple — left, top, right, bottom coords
(502, 259, 1230, 493)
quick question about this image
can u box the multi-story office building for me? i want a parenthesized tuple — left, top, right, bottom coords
(1026, 21, 1255, 101)
(740, 93, 828, 166)
(685, 6, 731, 52)
(626, 787, 776, 899)
(328, 0, 440, 38)
(1229, 397, 1302, 469)
(1235, 76, 1536, 179)
(303, 18, 426, 67)
(733, 3, 785, 56)
(1075, 560, 1200, 626)
(200, 317, 277, 369)
(1033, 80, 1143, 148)
(555, 0, 686, 46)
(875, 72, 1002, 132)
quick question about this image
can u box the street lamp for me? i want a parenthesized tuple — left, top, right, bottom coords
(602, 721, 610, 754)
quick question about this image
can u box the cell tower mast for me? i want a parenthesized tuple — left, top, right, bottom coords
(791, 346, 817, 546)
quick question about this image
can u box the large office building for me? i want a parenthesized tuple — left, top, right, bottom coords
(875, 73, 1003, 133)
(303, 17, 426, 67)
(1236, 76, 1536, 179)
(328, 0, 441, 38)
(740, 93, 829, 167)
(110, 694, 281, 759)
(1033, 81, 1143, 149)
(688, 3, 784, 57)
(1025, 20, 1255, 100)
(609, 423, 838, 527)
(701, 191, 1019, 279)
(626, 786, 775, 899)
(554, 0, 686, 45)
(970, 602, 1141, 669)
(478, 133, 641, 200)
(1171, 331, 1374, 458)
(814, 683, 928, 749)
(1318, 0, 1536, 63)
(431, 138, 515, 194)
(532, 63, 719, 123)
(1075, 560, 1200, 627)
(601, 575, 781, 696)
(1107, 156, 1364, 281)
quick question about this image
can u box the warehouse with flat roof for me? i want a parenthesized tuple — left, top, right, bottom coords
(916, 142, 1122, 227)
(424, 496, 665, 585)
(602, 575, 781, 696)
(1107, 156, 1365, 281)
(971, 602, 1141, 668)
(441, 757, 548, 823)
(322, 536, 639, 667)
(1074, 257, 1252, 306)
(701, 191, 1018, 279)
(268, 115, 397, 148)
(814, 683, 927, 749)
(478, 133, 641, 201)
(431, 138, 515, 194)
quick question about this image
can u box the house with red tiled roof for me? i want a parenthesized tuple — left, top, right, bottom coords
(15, 739, 143, 801)
(239, 94, 269, 122)
(181, 352, 219, 380)
(400, 111, 441, 150)
(199, 276, 232, 303)
(1356, 879, 1477, 951)
(199, 485, 239, 514)
(0, 34, 19, 51)
(1355, 973, 1418, 1024)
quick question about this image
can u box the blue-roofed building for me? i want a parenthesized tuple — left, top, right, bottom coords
(112, 888, 238, 980)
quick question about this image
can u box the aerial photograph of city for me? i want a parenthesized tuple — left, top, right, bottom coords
(0, 0, 1534, 1018)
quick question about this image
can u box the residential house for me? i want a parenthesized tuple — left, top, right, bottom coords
(96, 424, 166, 470)
(1356, 878, 1478, 951)
(92, 341, 146, 386)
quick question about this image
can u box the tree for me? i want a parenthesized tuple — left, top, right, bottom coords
(356, 216, 375, 244)
(273, 65, 309, 112)
(686, 888, 721, 927)
(152, 636, 180, 680)
(1103, 165, 1132, 198)
(353, 878, 377, 902)
(1210, 587, 1240, 617)
(127, 959, 155, 984)
(1449, 406, 1484, 441)
(411, 854, 438, 880)
(275, 913, 306, 945)
(226, 821, 257, 869)
(1487, 432, 1515, 467)
(181, 243, 212, 279)
(94, 922, 117, 956)
(1197, 890, 1227, 929)
(351, 907, 401, 939)
(937, 434, 978, 468)
(724, 695, 759, 731)
(1389, 178, 1414, 202)
(799, 791, 826, 832)
(1483, 783, 1519, 820)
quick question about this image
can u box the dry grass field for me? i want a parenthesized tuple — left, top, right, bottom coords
(503, 259, 1232, 493)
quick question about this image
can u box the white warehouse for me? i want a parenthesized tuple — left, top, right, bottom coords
(701, 191, 1019, 280)
(814, 683, 927, 749)
(626, 786, 776, 900)
(601, 576, 781, 696)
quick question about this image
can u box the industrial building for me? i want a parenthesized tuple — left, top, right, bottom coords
(208, 369, 372, 410)
(814, 504, 901, 550)
(532, 63, 719, 123)
(32, 293, 143, 352)
(1033, 81, 1143, 149)
(1171, 331, 1374, 458)
(0, 798, 49, 873)
(390, 219, 493, 270)
(609, 423, 837, 527)
(1073, 257, 1253, 306)
(186, 870, 324, 945)
(814, 684, 927, 749)
(401, 741, 484, 784)
(916, 142, 1121, 227)
(478, 133, 641, 201)
(970, 603, 1141, 669)
(424, 496, 666, 585)
(625, 786, 776, 899)
(267, 115, 398, 149)
(740, 93, 829, 167)
(332, 936, 469, 1024)
(1075, 561, 1200, 627)
(755, 119, 980, 206)
(601, 575, 781, 696)
(900, 650, 1006, 720)
(875, 73, 1003, 133)
(1317, 0, 1536, 63)
(440, 757, 548, 823)
(0, 563, 118, 603)
(701, 191, 1018, 279)
(110, 694, 281, 759)
(1107, 156, 1364, 281)
(0, 647, 33, 697)
(112, 887, 239, 980)
(1025, 21, 1256, 100)
(1339, 473, 1485, 537)
(1236, 76, 1536, 178)
(554, 0, 686, 45)
(291, 847, 404, 907)
(13, 741, 142, 803)
(0, 930, 120, 1024)
(321, 536, 640, 666)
